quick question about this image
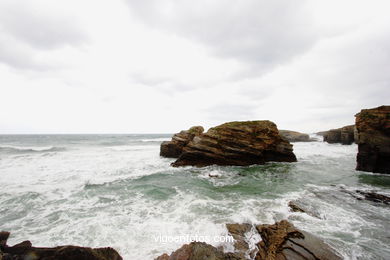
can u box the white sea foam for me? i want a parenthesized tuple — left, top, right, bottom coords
(0, 135, 389, 259)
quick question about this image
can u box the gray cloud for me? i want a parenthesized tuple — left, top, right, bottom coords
(205, 103, 258, 122)
(126, 0, 318, 72)
(0, 1, 87, 70)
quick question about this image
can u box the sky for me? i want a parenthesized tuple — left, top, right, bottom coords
(0, 0, 389, 134)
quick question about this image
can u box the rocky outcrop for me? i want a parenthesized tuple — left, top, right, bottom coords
(279, 130, 312, 142)
(355, 105, 390, 174)
(256, 220, 342, 260)
(0, 231, 122, 260)
(170, 120, 297, 167)
(155, 220, 341, 260)
(160, 126, 204, 158)
(155, 242, 243, 260)
(323, 125, 355, 145)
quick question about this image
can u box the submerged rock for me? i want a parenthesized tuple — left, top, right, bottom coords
(356, 190, 390, 205)
(155, 220, 341, 260)
(279, 130, 311, 142)
(171, 120, 297, 167)
(323, 125, 355, 145)
(0, 231, 122, 260)
(355, 105, 390, 174)
(160, 126, 204, 158)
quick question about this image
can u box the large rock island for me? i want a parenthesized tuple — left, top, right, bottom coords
(355, 105, 390, 174)
(161, 120, 297, 167)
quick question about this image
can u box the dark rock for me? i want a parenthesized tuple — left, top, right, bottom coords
(356, 190, 390, 205)
(155, 242, 244, 260)
(0, 232, 122, 260)
(160, 126, 204, 158)
(172, 120, 297, 167)
(288, 201, 305, 213)
(323, 125, 355, 145)
(355, 105, 390, 174)
(288, 201, 321, 218)
(255, 220, 342, 260)
(279, 130, 311, 142)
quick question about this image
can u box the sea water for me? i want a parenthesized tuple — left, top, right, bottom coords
(0, 134, 389, 259)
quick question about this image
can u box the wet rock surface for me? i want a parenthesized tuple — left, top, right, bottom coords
(355, 105, 390, 174)
(155, 220, 341, 260)
(169, 121, 297, 167)
(0, 231, 122, 260)
(160, 126, 204, 158)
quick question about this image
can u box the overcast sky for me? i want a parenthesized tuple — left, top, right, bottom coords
(0, 0, 389, 134)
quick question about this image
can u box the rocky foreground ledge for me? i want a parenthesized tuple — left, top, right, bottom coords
(0, 232, 122, 260)
(156, 220, 342, 260)
(161, 120, 297, 167)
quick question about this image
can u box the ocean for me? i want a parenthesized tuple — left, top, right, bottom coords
(0, 134, 389, 259)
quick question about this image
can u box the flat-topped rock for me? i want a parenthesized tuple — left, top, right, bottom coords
(170, 120, 297, 167)
(355, 105, 390, 174)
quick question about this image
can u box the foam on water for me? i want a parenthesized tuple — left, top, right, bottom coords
(0, 135, 389, 259)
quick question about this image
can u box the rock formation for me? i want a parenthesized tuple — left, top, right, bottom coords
(155, 242, 243, 260)
(160, 126, 204, 158)
(155, 220, 341, 260)
(355, 105, 390, 174)
(256, 220, 341, 260)
(278, 130, 311, 142)
(164, 120, 297, 167)
(0, 231, 122, 260)
(323, 125, 355, 145)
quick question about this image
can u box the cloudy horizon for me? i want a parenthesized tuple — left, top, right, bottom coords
(1, 0, 389, 134)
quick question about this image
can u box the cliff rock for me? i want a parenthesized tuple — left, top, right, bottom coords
(170, 121, 297, 167)
(355, 105, 390, 174)
(323, 125, 355, 145)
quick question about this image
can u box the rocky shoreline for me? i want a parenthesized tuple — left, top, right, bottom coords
(155, 220, 342, 260)
(0, 232, 123, 260)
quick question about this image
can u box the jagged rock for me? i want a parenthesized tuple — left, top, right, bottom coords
(155, 242, 244, 260)
(226, 223, 254, 259)
(172, 121, 297, 167)
(288, 201, 321, 219)
(279, 130, 311, 142)
(355, 105, 390, 174)
(156, 220, 341, 260)
(160, 126, 204, 158)
(323, 125, 355, 145)
(0, 232, 122, 260)
(255, 220, 342, 260)
(288, 201, 305, 213)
